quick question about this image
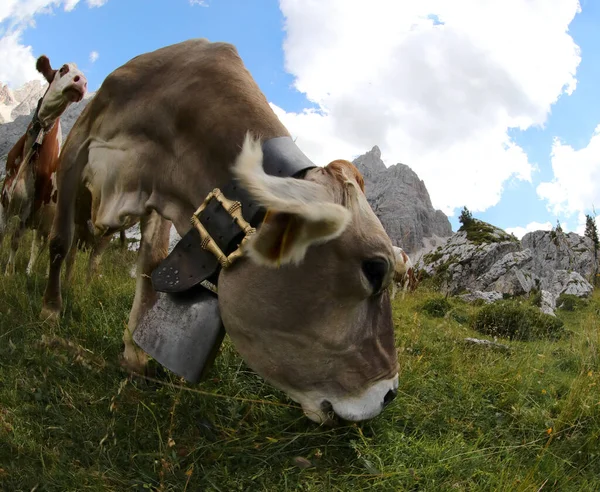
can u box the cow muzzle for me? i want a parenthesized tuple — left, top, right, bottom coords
(293, 374, 400, 425)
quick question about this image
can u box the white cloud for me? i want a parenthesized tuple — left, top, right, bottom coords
(89, 50, 99, 63)
(0, 30, 43, 86)
(189, 0, 208, 6)
(275, 0, 582, 216)
(505, 221, 553, 239)
(537, 124, 600, 220)
(0, 0, 109, 87)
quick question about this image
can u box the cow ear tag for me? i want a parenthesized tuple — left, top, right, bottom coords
(133, 283, 226, 383)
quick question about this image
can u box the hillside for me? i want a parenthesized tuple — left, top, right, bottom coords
(0, 233, 598, 490)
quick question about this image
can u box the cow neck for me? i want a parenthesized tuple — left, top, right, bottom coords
(28, 79, 60, 148)
(7, 97, 53, 198)
(151, 136, 317, 295)
(27, 97, 44, 141)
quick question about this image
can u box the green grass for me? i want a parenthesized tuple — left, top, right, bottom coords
(1, 232, 599, 491)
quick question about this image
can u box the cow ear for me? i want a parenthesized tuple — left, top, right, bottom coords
(231, 133, 351, 267)
(36, 55, 56, 83)
(246, 207, 349, 266)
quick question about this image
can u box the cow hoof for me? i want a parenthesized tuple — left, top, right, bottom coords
(40, 306, 60, 324)
(119, 351, 149, 376)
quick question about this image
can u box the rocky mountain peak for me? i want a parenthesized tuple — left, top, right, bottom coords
(353, 145, 387, 180)
(351, 147, 453, 256)
(0, 79, 48, 124)
(0, 84, 16, 106)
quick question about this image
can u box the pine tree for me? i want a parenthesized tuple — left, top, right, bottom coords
(584, 214, 599, 249)
(458, 206, 473, 228)
(555, 220, 563, 234)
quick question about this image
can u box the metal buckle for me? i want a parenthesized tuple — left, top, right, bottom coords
(190, 188, 256, 268)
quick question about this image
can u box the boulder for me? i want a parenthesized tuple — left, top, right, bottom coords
(522, 230, 598, 283)
(541, 270, 593, 298)
(474, 250, 536, 295)
(422, 223, 521, 295)
(458, 290, 503, 304)
(539, 290, 557, 317)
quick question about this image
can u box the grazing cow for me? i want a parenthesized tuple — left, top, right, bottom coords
(41, 39, 399, 424)
(0, 56, 87, 276)
(390, 246, 417, 299)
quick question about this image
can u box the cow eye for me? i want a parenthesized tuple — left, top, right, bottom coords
(362, 257, 389, 293)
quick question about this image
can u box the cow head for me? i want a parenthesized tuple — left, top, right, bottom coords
(217, 134, 399, 424)
(36, 55, 87, 129)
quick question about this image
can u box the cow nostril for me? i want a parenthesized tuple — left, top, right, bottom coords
(362, 257, 388, 293)
(74, 76, 80, 82)
(383, 388, 397, 407)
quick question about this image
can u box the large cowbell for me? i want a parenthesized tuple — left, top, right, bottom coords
(133, 136, 317, 384)
(133, 283, 225, 383)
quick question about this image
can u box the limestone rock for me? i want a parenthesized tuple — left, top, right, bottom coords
(522, 230, 598, 283)
(124, 223, 181, 254)
(458, 290, 503, 304)
(539, 290, 557, 317)
(424, 220, 597, 298)
(541, 270, 593, 298)
(463, 337, 511, 351)
(422, 225, 521, 295)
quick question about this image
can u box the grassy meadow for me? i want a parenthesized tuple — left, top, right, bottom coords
(0, 232, 599, 491)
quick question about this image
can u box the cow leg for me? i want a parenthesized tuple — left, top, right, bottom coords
(26, 229, 45, 276)
(4, 223, 23, 276)
(0, 203, 6, 246)
(63, 241, 78, 287)
(121, 211, 171, 373)
(41, 218, 75, 321)
(119, 229, 127, 250)
(86, 234, 113, 282)
(390, 281, 398, 301)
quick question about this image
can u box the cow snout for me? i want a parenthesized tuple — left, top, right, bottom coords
(383, 388, 397, 407)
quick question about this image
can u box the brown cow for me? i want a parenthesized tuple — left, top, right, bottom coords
(390, 245, 417, 299)
(0, 56, 87, 276)
(41, 39, 399, 424)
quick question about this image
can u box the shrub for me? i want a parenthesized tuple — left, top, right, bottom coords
(529, 289, 542, 307)
(556, 293, 589, 312)
(450, 308, 470, 325)
(471, 300, 564, 341)
(420, 297, 453, 318)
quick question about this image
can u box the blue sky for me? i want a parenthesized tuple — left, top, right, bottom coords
(2, 0, 600, 239)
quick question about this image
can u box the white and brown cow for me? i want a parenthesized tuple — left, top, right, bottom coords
(390, 246, 417, 299)
(41, 39, 400, 425)
(0, 56, 87, 276)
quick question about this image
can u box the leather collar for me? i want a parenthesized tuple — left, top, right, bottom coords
(151, 136, 317, 294)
